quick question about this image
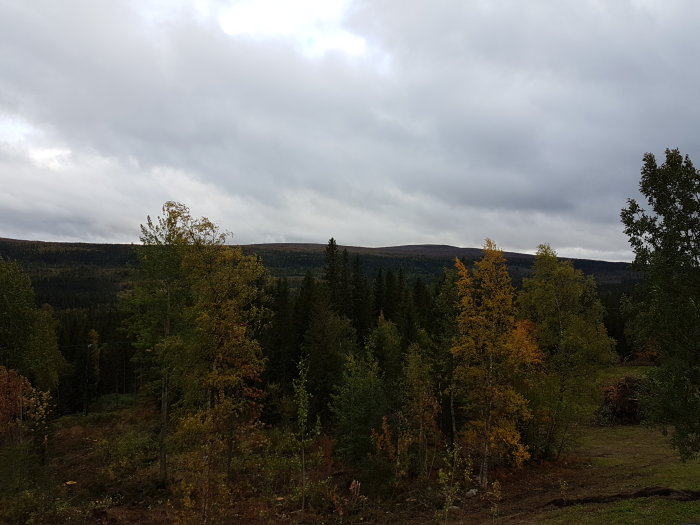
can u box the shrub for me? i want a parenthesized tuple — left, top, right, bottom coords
(596, 376, 642, 425)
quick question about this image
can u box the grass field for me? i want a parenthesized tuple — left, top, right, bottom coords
(512, 424, 700, 524)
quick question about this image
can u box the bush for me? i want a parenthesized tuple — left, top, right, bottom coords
(97, 428, 157, 480)
(596, 376, 642, 425)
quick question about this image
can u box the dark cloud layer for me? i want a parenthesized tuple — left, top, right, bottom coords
(1, 0, 698, 260)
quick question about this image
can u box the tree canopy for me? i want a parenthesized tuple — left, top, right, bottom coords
(621, 148, 700, 459)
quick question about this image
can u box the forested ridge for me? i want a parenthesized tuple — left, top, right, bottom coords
(1, 149, 699, 524)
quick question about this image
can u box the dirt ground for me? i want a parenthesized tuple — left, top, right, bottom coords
(47, 419, 700, 525)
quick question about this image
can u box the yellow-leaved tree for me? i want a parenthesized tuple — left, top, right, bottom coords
(452, 239, 541, 489)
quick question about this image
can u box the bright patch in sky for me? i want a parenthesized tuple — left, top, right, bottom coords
(218, 0, 366, 56)
(29, 148, 72, 170)
(0, 116, 35, 144)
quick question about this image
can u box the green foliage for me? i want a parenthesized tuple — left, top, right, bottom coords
(331, 352, 388, 463)
(98, 429, 157, 480)
(436, 442, 472, 525)
(0, 258, 64, 390)
(324, 238, 341, 310)
(519, 244, 615, 458)
(536, 498, 700, 525)
(621, 148, 700, 460)
(350, 255, 373, 343)
(302, 292, 356, 422)
(123, 201, 268, 489)
(426, 269, 459, 441)
(293, 357, 321, 511)
(367, 314, 403, 389)
(401, 343, 441, 477)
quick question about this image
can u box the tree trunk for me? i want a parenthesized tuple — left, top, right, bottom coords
(450, 383, 457, 446)
(158, 372, 169, 485)
(225, 428, 235, 482)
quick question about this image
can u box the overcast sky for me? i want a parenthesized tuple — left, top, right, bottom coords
(1, 0, 698, 261)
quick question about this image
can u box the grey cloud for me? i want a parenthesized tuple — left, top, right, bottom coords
(2, 0, 699, 260)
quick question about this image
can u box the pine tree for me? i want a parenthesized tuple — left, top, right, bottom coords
(302, 292, 357, 422)
(367, 314, 402, 392)
(263, 278, 297, 394)
(293, 272, 317, 351)
(384, 270, 399, 321)
(331, 352, 388, 462)
(428, 269, 459, 442)
(373, 269, 385, 320)
(350, 256, 373, 344)
(0, 258, 63, 391)
(324, 238, 341, 311)
(339, 248, 352, 318)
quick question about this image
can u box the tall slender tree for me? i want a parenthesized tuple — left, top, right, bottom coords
(324, 238, 341, 311)
(125, 201, 193, 484)
(519, 244, 614, 458)
(452, 240, 541, 488)
(0, 258, 63, 391)
(302, 292, 357, 422)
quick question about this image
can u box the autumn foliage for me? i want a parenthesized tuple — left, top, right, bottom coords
(0, 366, 49, 447)
(452, 240, 542, 489)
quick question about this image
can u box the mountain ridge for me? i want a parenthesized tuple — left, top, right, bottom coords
(1, 237, 629, 264)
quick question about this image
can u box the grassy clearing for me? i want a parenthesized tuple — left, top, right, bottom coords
(516, 424, 700, 524)
(596, 364, 653, 385)
(580, 425, 700, 491)
(535, 497, 700, 524)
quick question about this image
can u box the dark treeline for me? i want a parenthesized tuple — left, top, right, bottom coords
(260, 237, 460, 433)
(0, 237, 637, 419)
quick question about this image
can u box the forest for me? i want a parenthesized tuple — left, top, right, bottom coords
(1, 148, 699, 524)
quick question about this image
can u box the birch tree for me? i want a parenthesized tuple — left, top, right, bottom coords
(452, 240, 541, 488)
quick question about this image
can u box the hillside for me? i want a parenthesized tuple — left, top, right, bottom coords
(0, 238, 637, 310)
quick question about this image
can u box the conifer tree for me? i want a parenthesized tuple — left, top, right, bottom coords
(339, 248, 352, 318)
(350, 256, 373, 344)
(293, 272, 317, 350)
(263, 278, 297, 394)
(367, 314, 402, 392)
(373, 269, 385, 319)
(0, 258, 63, 391)
(428, 269, 459, 442)
(331, 352, 388, 462)
(302, 292, 357, 422)
(384, 269, 399, 321)
(323, 238, 341, 311)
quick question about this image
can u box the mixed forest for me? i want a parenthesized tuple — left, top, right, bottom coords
(0, 148, 699, 524)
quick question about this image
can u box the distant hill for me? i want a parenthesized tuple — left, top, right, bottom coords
(243, 242, 636, 286)
(0, 238, 638, 310)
